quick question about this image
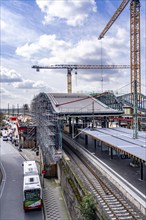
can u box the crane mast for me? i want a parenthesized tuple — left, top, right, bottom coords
(67, 68, 72, 94)
(32, 64, 130, 94)
(98, 0, 141, 94)
(130, 0, 141, 94)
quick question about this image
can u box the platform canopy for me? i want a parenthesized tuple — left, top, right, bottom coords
(80, 127, 146, 163)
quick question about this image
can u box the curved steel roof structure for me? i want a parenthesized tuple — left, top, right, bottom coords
(44, 93, 124, 116)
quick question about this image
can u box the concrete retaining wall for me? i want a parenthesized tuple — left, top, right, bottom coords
(60, 159, 85, 220)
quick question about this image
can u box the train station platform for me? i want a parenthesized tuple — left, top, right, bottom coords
(75, 129, 146, 195)
(19, 148, 70, 220)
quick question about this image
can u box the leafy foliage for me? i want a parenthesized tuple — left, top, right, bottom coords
(80, 194, 96, 220)
(0, 112, 5, 126)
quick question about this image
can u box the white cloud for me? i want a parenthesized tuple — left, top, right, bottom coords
(39, 34, 71, 49)
(16, 43, 41, 59)
(1, 66, 23, 83)
(13, 80, 34, 89)
(16, 22, 130, 65)
(16, 34, 71, 59)
(13, 79, 46, 89)
(16, 35, 100, 63)
(36, 0, 97, 26)
(12, 79, 54, 92)
(0, 87, 8, 95)
(0, 87, 16, 101)
(32, 80, 46, 89)
(1, 20, 7, 30)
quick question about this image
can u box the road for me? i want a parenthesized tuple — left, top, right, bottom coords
(0, 138, 43, 220)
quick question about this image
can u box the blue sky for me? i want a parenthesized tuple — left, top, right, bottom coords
(1, 0, 146, 108)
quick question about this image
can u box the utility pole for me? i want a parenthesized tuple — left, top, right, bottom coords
(8, 103, 9, 116)
(58, 118, 62, 149)
(17, 104, 19, 116)
(12, 105, 15, 116)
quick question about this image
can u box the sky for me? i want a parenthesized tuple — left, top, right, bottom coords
(1, 0, 146, 108)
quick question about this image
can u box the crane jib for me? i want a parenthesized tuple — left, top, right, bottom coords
(98, 0, 141, 94)
(32, 65, 130, 70)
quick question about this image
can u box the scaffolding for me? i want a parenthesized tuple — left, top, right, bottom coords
(31, 93, 62, 166)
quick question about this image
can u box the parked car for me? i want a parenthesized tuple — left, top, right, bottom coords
(8, 134, 12, 141)
(3, 135, 8, 141)
(12, 135, 19, 146)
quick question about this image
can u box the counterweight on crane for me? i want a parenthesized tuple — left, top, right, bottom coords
(98, 0, 141, 95)
(32, 64, 130, 94)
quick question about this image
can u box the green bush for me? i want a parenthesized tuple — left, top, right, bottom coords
(80, 194, 96, 220)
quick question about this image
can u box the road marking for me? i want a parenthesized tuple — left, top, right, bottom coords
(0, 161, 6, 199)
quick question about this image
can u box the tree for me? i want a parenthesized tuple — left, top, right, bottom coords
(0, 112, 4, 126)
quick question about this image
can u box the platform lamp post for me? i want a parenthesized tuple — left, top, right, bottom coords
(133, 80, 138, 139)
(37, 105, 44, 187)
(92, 100, 95, 129)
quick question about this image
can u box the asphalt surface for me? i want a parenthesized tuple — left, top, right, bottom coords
(0, 139, 43, 220)
(19, 147, 71, 220)
(0, 139, 70, 220)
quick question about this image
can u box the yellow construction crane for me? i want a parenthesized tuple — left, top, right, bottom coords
(32, 64, 130, 94)
(98, 0, 141, 95)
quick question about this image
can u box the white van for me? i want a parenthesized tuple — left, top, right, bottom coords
(2, 131, 8, 141)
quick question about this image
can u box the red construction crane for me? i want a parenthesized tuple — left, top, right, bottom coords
(32, 64, 130, 94)
(98, 0, 141, 95)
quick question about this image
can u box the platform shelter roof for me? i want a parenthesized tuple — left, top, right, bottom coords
(80, 127, 146, 163)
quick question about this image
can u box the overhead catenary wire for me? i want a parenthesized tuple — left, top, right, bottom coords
(114, 82, 131, 94)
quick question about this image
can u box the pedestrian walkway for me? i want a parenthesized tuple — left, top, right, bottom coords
(43, 179, 70, 220)
(20, 148, 70, 220)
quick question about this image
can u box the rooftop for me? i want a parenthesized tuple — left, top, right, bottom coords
(46, 93, 123, 116)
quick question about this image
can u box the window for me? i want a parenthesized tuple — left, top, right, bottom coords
(25, 189, 40, 200)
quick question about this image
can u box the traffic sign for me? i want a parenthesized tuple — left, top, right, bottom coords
(42, 170, 46, 174)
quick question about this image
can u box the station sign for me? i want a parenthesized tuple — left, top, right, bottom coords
(53, 150, 62, 162)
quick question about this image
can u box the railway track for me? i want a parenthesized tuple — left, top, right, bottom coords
(63, 135, 145, 220)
